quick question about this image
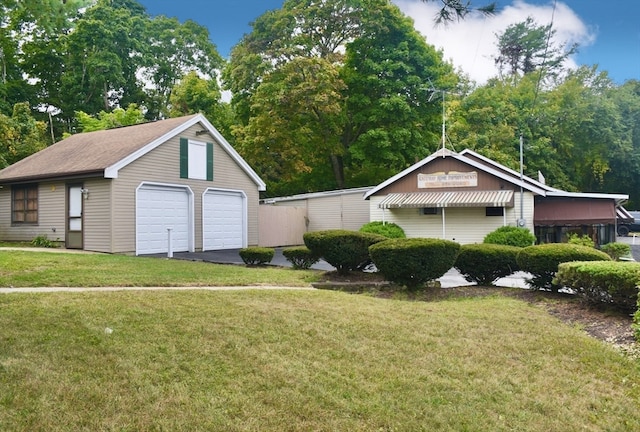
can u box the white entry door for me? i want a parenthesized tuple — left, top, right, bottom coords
(136, 184, 191, 255)
(203, 190, 245, 250)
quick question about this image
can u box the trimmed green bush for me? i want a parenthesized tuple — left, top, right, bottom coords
(303, 230, 387, 275)
(359, 221, 406, 238)
(516, 243, 611, 291)
(238, 247, 275, 266)
(282, 246, 320, 270)
(454, 243, 521, 286)
(555, 261, 640, 313)
(600, 242, 632, 261)
(483, 226, 536, 248)
(566, 233, 595, 248)
(369, 238, 460, 290)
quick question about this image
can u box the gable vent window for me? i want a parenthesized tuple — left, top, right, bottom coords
(180, 137, 213, 181)
(486, 207, 504, 217)
(12, 184, 38, 224)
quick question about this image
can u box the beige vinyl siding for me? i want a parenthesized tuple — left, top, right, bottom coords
(112, 123, 260, 253)
(82, 178, 113, 252)
(369, 192, 535, 244)
(306, 193, 369, 232)
(340, 193, 369, 231)
(0, 182, 66, 243)
(307, 196, 341, 231)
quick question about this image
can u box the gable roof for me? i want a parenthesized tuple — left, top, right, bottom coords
(0, 113, 266, 191)
(363, 147, 628, 204)
(363, 147, 548, 199)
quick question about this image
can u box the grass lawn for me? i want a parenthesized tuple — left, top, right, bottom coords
(0, 250, 320, 287)
(1, 251, 639, 431)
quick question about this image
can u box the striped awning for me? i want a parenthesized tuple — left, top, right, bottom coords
(616, 206, 634, 223)
(378, 190, 514, 209)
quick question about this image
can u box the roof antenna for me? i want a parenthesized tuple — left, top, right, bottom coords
(426, 79, 460, 157)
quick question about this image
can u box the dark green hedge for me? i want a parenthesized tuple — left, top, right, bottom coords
(282, 246, 320, 270)
(369, 238, 460, 290)
(555, 261, 640, 313)
(359, 221, 406, 238)
(238, 247, 274, 266)
(303, 230, 387, 275)
(516, 243, 611, 291)
(454, 243, 521, 286)
(483, 226, 536, 248)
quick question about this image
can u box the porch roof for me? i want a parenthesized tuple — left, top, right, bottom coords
(378, 190, 514, 209)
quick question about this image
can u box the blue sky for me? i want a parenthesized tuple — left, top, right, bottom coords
(138, 0, 639, 85)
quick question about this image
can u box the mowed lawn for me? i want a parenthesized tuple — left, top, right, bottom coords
(1, 251, 640, 431)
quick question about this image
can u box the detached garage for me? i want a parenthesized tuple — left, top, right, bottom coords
(0, 114, 266, 254)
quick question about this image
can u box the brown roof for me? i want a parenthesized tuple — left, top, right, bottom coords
(0, 114, 199, 183)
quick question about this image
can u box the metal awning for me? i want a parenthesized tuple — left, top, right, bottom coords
(616, 206, 634, 223)
(534, 199, 616, 225)
(378, 190, 514, 209)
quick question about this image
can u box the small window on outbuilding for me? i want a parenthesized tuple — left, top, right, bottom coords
(180, 137, 214, 181)
(486, 207, 504, 217)
(12, 184, 38, 223)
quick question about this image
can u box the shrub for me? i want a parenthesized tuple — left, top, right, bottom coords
(238, 247, 274, 266)
(516, 243, 611, 291)
(282, 246, 320, 270)
(359, 221, 406, 239)
(31, 234, 58, 248)
(454, 243, 521, 286)
(303, 230, 387, 275)
(566, 233, 595, 248)
(600, 242, 632, 261)
(483, 226, 536, 248)
(369, 238, 460, 290)
(555, 261, 640, 313)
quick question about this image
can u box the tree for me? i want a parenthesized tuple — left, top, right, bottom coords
(493, 17, 576, 82)
(0, 102, 47, 167)
(141, 16, 223, 120)
(422, 0, 497, 24)
(168, 71, 233, 139)
(73, 104, 145, 133)
(225, 0, 459, 195)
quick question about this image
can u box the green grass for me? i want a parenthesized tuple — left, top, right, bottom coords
(0, 251, 320, 287)
(1, 290, 639, 431)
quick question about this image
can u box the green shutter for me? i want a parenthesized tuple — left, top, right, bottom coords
(206, 142, 214, 181)
(180, 138, 188, 178)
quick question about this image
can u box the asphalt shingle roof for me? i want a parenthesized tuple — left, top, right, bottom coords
(0, 114, 198, 183)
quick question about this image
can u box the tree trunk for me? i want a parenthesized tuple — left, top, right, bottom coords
(329, 154, 345, 189)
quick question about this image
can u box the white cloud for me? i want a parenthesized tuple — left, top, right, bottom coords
(393, 0, 595, 84)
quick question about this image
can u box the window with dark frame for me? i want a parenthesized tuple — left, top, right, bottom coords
(485, 207, 504, 217)
(12, 184, 38, 223)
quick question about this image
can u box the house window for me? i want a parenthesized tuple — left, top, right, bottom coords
(486, 207, 504, 217)
(422, 207, 440, 215)
(180, 137, 213, 181)
(12, 184, 38, 223)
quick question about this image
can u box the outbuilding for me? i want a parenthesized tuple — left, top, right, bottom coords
(364, 148, 628, 246)
(0, 114, 266, 254)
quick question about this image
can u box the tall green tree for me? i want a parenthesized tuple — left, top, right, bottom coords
(168, 71, 233, 139)
(225, 0, 458, 195)
(0, 102, 47, 167)
(493, 17, 577, 82)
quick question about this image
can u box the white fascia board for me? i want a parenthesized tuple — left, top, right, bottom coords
(196, 115, 267, 191)
(545, 190, 629, 203)
(459, 148, 558, 192)
(104, 114, 267, 191)
(104, 115, 203, 179)
(364, 148, 547, 200)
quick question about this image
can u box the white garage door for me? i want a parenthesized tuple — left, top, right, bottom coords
(203, 190, 245, 250)
(137, 185, 191, 255)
